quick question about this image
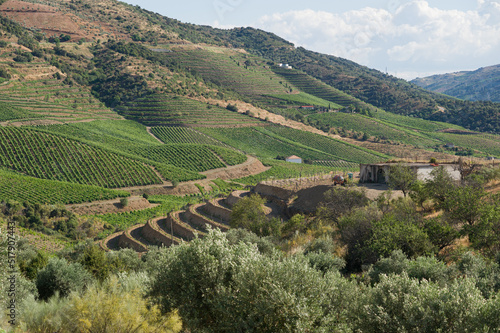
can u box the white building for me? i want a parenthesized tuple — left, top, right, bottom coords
(279, 63, 293, 69)
(286, 155, 302, 164)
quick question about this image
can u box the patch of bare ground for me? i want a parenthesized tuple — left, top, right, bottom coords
(121, 155, 268, 197)
(67, 196, 157, 216)
(341, 137, 457, 161)
(0, 0, 126, 42)
(4, 119, 65, 126)
(146, 126, 164, 143)
(259, 174, 403, 215)
(437, 128, 479, 135)
(193, 96, 341, 137)
(485, 180, 500, 194)
(66, 156, 267, 215)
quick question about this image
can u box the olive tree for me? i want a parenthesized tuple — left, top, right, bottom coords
(387, 163, 417, 197)
(149, 229, 357, 332)
(36, 257, 93, 300)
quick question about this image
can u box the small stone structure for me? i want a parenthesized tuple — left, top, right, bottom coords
(359, 163, 460, 183)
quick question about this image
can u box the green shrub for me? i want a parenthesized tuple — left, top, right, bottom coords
(120, 197, 129, 207)
(36, 257, 93, 300)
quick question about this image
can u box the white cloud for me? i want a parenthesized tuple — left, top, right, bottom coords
(256, 1, 500, 79)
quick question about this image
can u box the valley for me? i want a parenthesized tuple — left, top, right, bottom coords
(1, 0, 500, 331)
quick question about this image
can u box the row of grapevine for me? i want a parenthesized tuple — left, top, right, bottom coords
(151, 126, 226, 146)
(161, 48, 289, 96)
(260, 125, 387, 163)
(0, 169, 129, 204)
(116, 94, 263, 127)
(207, 146, 247, 166)
(0, 127, 162, 188)
(272, 68, 367, 108)
(311, 160, 360, 170)
(236, 159, 333, 185)
(128, 144, 227, 172)
(308, 113, 439, 147)
(0, 78, 119, 122)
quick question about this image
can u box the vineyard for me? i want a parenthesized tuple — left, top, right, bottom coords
(0, 77, 120, 123)
(150, 126, 226, 146)
(39, 120, 162, 152)
(197, 126, 387, 163)
(159, 47, 290, 97)
(308, 113, 439, 147)
(236, 159, 334, 185)
(266, 92, 341, 109)
(0, 101, 32, 122)
(207, 145, 247, 166)
(116, 94, 263, 127)
(37, 122, 247, 181)
(272, 67, 369, 109)
(0, 126, 162, 188)
(431, 132, 500, 157)
(153, 163, 206, 182)
(0, 169, 129, 205)
(260, 125, 387, 163)
(127, 144, 244, 172)
(312, 160, 360, 170)
(371, 109, 463, 133)
(198, 127, 331, 160)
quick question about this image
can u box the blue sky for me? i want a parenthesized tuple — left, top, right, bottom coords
(123, 1, 500, 80)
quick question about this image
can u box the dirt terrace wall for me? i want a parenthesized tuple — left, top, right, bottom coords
(118, 225, 148, 252)
(166, 213, 199, 240)
(143, 219, 178, 247)
(226, 190, 250, 207)
(254, 183, 294, 201)
(184, 204, 230, 232)
(201, 156, 267, 180)
(205, 199, 232, 222)
(100, 231, 122, 251)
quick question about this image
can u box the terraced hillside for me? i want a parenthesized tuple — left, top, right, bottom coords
(159, 47, 291, 97)
(37, 120, 249, 182)
(0, 126, 162, 188)
(0, 73, 120, 124)
(150, 126, 226, 146)
(309, 113, 439, 147)
(116, 94, 264, 127)
(101, 193, 242, 253)
(306, 110, 500, 157)
(272, 67, 370, 109)
(0, 168, 129, 204)
(198, 126, 387, 164)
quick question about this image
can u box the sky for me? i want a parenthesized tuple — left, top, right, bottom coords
(123, 0, 500, 80)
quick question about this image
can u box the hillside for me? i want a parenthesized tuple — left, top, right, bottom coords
(411, 64, 500, 103)
(0, 0, 498, 211)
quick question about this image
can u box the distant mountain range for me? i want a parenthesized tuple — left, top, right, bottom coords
(412, 64, 500, 103)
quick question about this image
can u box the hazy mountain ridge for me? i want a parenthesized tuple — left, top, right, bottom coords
(412, 64, 500, 103)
